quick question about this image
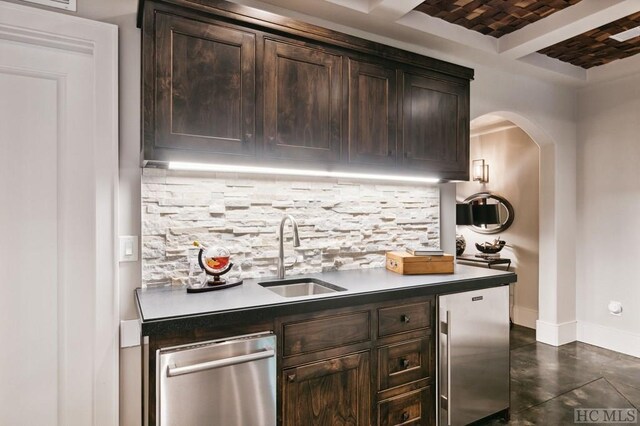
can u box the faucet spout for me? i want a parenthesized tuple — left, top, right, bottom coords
(277, 215, 300, 279)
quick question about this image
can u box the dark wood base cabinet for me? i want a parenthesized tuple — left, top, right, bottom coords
(139, 0, 473, 180)
(283, 352, 371, 426)
(143, 295, 436, 426)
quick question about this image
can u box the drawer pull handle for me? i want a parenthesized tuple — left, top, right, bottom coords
(401, 314, 410, 323)
(400, 358, 409, 369)
(287, 374, 296, 383)
(401, 411, 410, 422)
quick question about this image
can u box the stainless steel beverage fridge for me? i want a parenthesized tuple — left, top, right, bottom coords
(438, 285, 510, 425)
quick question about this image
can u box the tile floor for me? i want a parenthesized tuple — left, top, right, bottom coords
(479, 325, 640, 425)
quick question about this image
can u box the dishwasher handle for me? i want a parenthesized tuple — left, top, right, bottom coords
(167, 348, 275, 377)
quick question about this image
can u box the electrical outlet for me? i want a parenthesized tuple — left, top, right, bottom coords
(608, 301, 622, 316)
(120, 319, 141, 348)
(119, 236, 139, 262)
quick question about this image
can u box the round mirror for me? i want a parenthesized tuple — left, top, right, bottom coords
(463, 192, 515, 234)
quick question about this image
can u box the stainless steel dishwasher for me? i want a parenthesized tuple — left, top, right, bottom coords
(157, 332, 276, 426)
(438, 285, 510, 426)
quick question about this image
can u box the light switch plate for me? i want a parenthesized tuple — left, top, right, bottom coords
(119, 235, 139, 262)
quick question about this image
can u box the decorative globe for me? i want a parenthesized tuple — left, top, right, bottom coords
(202, 246, 231, 274)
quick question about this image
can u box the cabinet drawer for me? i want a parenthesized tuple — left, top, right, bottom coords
(282, 310, 371, 357)
(378, 338, 431, 391)
(378, 301, 431, 338)
(378, 386, 433, 426)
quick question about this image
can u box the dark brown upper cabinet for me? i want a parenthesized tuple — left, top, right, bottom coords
(145, 12, 256, 162)
(347, 59, 398, 167)
(263, 39, 342, 162)
(139, 0, 473, 180)
(401, 71, 469, 179)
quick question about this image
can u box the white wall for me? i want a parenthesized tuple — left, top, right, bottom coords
(458, 126, 540, 329)
(468, 66, 577, 345)
(576, 72, 640, 358)
(12, 0, 146, 423)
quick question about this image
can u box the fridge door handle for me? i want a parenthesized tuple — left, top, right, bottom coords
(167, 348, 275, 377)
(440, 310, 452, 426)
(447, 310, 452, 426)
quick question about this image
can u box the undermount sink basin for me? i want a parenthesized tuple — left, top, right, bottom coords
(259, 278, 347, 298)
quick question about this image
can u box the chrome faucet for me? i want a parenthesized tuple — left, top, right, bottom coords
(277, 214, 301, 279)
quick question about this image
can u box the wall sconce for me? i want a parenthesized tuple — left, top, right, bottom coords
(472, 159, 489, 183)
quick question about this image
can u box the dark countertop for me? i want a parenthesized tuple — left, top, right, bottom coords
(136, 264, 516, 336)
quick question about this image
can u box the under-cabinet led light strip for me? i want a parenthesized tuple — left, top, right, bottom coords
(168, 162, 440, 184)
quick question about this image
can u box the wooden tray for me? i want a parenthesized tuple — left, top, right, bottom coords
(386, 251, 454, 275)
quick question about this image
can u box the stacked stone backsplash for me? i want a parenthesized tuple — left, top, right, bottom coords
(142, 169, 440, 287)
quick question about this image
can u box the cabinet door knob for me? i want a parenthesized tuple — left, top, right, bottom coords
(287, 374, 296, 382)
(387, 150, 393, 157)
(401, 314, 410, 323)
(244, 133, 252, 143)
(268, 136, 275, 143)
(400, 358, 409, 369)
(401, 411, 410, 422)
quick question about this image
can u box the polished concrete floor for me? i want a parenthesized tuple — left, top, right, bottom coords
(479, 325, 640, 425)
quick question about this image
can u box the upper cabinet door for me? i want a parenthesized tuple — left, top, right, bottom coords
(401, 72, 469, 179)
(264, 39, 342, 162)
(347, 59, 398, 167)
(152, 13, 256, 160)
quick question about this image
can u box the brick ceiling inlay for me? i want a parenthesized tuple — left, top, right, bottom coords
(538, 12, 640, 69)
(414, 0, 582, 38)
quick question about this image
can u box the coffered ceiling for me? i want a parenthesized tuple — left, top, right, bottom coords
(539, 11, 640, 68)
(414, 0, 582, 38)
(240, 0, 640, 84)
(413, 0, 640, 70)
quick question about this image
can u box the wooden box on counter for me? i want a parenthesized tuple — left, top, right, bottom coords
(386, 251, 454, 275)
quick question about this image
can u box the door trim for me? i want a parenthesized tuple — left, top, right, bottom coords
(0, 2, 119, 425)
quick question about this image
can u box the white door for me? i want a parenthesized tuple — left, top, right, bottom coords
(0, 3, 119, 426)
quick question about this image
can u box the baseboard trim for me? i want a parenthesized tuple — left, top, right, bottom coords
(513, 306, 538, 329)
(536, 319, 577, 346)
(577, 321, 640, 358)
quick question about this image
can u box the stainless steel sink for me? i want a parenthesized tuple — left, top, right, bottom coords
(259, 278, 346, 297)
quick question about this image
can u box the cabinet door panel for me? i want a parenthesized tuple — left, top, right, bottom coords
(283, 351, 370, 426)
(155, 13, 255, 156)
(264, 39, 342, 162)
(401, 72, 469, 178)
(348, 59, 397, 166)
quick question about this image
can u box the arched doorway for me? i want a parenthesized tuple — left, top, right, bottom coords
(459, 116, 540, 330)
(466, 111, 574, 346)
